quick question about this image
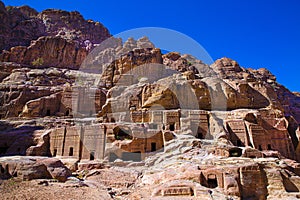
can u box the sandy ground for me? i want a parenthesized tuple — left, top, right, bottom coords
(0, 178, 113, 200)
(0, 167, 142, 200)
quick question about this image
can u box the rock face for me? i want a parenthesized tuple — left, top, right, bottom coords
(0, 3, 45, 51)
(26, 130, 52, 157)
(1, 2, 300, 200)
(38, 9, 110, 45)
(38, 157, 72, 182)
(0, 3, 111, 69)
(100, 47, 163, 88)
(0, 3, 110, 51)
(0, 156, 71, 181)
(0, 124, 43, 156)
(0, 36, 88, 69)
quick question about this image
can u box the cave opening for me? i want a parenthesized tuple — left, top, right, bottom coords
(169, 123, 175, 131)
(151, 142, 156, 152)
(114, 127, 133, 140)
(267, 144, 272, 150)
(207, 177, 218, 188)
(90, 152, 95, 160)
(229, 148, 242, 157)
(53, 149, 57, 157)
(69, 147, 74, 156)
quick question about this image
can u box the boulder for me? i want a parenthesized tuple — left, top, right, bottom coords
(0, 156, 71, 182)
(38, 157, 72, 182)
(0, 156, 52, 180)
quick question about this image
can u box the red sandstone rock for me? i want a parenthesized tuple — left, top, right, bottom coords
(0, 2, 300, 199)
(0, 36, 88, 69)
(0, 156, 52, 181)
(0, 156, 71, 182)
(0, 4, 110, 52)
(38, 157, 72, 182)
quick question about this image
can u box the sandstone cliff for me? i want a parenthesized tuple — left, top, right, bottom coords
(0, 2, 110, 69)
(1, 2, 300, 200)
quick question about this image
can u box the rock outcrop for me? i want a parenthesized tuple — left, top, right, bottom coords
(26, 130, 52, 157)
(0, 3, 111, 69)
(0, 3, 110, 51)
(1, 2, 300, 200)
(0, 36, 88, 69)
(0, 156, 71, 182)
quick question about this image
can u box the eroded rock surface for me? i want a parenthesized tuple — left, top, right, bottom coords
(0, 2, 300, 200)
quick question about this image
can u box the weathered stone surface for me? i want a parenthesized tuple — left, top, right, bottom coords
(99, 47, 163, 88)
(0, 156, 52, 181)
(0, 4, 110, 52)
(0, 2, 11, 50)
(0, 4, 45, 51)
(0, 83, 56, 118)
(38, 157, 72, 182)
(0, 156, 71, 182)
(37, 9, 110, 45)
(0, 125, 42, 156)
(211, 57, 244, 79)
(26, 130, 52, 157)
(0, 2, 300, 199)
(0, 62, 23, 82)
(0, 36, 88, 69)
(0, 67, 107, 118)
(0, 4, 111, 70)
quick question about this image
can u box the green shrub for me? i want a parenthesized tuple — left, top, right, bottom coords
(32, 57, 44, 67)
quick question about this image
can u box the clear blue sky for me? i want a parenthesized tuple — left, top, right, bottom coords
(2, 0, 300, 91)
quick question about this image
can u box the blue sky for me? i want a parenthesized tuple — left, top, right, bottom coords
(2, 0, 300, 91)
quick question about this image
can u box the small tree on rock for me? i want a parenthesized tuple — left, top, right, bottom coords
(32, 57, 44, 67)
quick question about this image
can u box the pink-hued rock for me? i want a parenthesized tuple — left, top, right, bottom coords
(0, 156, 71, 182)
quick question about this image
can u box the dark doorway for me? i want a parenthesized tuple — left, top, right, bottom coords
(258, 145, 263, 151)
(65, 110, 70, 116)
(46, 109, 51, 116)
(90, 152, 95, 160)
(169, 123, 175, 131)
(267, 144, 272, 150)
(197, 131, 204, 139)
(151, 142, 156, 152)
(69, 147, 73, 156)
(229, 148, 242, 157)
(207, 176, 218, 188)
(53, 149, 57, 157)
